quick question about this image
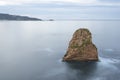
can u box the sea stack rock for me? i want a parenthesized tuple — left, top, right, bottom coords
(63, 28, 98, 61)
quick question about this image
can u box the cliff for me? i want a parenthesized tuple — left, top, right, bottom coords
(63, 28, 98, 61)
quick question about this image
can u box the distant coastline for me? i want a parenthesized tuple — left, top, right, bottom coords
(0, 13, 119, 21)
(0, 13, 42, 21)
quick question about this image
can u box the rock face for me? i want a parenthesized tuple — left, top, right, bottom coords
(63, 28, 98, 61)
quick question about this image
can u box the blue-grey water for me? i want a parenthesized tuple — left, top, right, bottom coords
(0, 21, 120, 80)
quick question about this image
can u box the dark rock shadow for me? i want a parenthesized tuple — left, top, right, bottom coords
(64, 61, 98, 80)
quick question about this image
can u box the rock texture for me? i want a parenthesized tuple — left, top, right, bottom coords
(63, 28, 98, 61)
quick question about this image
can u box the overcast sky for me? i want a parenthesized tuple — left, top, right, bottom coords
(0, 0, 120, 19)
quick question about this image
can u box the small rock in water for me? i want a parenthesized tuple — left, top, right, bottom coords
(63, 28, 98, 61)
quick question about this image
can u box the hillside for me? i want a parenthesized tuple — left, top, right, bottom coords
(0, 13, 42, 21)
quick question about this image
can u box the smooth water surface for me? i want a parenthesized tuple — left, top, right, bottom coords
(0, 21, 120, 80)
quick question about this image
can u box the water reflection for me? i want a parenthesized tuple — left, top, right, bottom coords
(65, 61, 98, 80)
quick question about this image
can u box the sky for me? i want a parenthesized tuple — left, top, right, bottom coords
(0, 0, 120, 20)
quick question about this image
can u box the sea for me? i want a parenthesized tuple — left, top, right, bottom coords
(0, 21, 120, 80)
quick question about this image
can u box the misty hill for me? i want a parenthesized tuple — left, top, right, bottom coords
(0, 13, 42, 21)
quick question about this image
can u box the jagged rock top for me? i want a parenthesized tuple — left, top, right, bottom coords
(63, 28, 98, 61)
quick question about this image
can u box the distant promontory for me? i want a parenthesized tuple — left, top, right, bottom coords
(0, 13, 42, 21)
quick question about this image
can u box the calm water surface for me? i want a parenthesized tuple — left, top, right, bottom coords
(0, 21, 120, 80)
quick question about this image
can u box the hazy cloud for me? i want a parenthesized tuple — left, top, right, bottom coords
(0, 0, 120, 19)
(99, 0, 120, 3)
(0, 0, 120, 6)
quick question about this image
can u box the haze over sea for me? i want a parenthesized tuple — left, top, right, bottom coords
(0, 20, 120, 80)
